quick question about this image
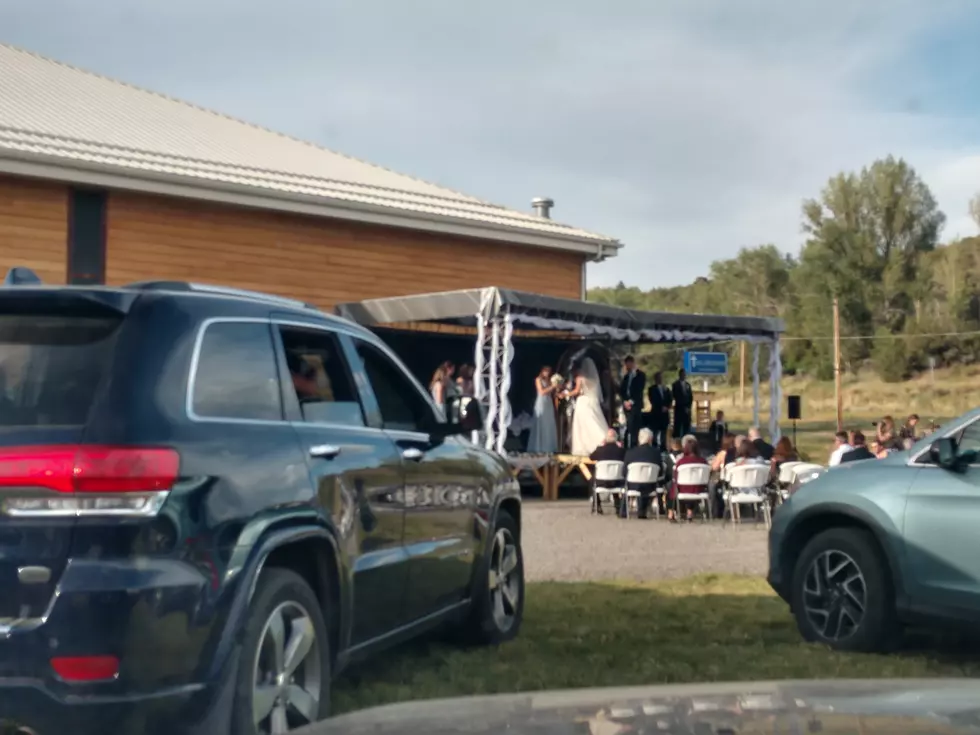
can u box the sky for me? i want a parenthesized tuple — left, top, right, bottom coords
(3, 0, 980, 288)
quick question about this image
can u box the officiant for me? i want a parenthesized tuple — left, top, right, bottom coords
(619, 355, 646, 449)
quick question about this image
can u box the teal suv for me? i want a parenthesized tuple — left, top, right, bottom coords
(768, 408, 980, 651)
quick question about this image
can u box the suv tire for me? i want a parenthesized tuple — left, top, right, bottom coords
(232, 568, 331, 734)
(790, 528, 898, 653)
(463, 509, 525, 645)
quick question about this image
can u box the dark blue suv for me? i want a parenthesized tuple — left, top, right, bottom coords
(0, 273, 524, 735)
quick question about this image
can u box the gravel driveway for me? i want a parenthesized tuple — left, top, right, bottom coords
(522, 501, 770, 583)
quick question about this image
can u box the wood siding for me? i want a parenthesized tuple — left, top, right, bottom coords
(0, 175, 68, 284)
(105, 192, 584, 309)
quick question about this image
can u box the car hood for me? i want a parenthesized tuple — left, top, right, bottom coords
(311, 679, 980, 734)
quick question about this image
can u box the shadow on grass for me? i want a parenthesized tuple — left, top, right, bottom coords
(332, 575, 980, 715)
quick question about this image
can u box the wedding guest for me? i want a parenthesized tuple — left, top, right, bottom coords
(590, 428, 625, 515)
(624, 427, 664, 518)
(749, 426, 774, 461)
(646, 371, 672, 448)
(669, 434, 708, 522)
(527, 366, 559, 453)
(735, 439, 765, 465)
(729, 434, 745, 464)
(840, 431, 875, 463)
(900, 414, 919, 443)
(671, 368, 694, 438)
(770, 436, 799, 480)
(708, 410, 728, 450)
(620, 355, 646, 450)
(829, 431, 852, 466)
(711, 433, 735, 473)
(456, 364, 475, 397)
(429, 361, 456, 407)
(876, 416, 904, 454)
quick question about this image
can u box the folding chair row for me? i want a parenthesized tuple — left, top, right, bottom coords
(592, 460, 663, 519)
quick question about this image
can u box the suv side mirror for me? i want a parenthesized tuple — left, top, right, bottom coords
(930, 437, 961, 471)
(442, 395, 485, 436)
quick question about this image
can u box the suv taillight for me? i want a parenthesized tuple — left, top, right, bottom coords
(0, 445, 179, 518)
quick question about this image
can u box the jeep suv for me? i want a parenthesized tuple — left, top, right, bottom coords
(0, 274, 523, 735)
(768, 407, 980, 652)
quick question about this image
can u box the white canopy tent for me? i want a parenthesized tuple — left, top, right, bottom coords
(337, 287, 786, 454)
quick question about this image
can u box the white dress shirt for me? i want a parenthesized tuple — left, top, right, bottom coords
(829, 443, 852, 466)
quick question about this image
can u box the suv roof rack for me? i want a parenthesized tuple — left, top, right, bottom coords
(126, 281, 321, 312)
(3, 267, 43, 286)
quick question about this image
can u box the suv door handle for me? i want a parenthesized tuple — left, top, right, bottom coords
(402, 447, 424, 462)
(309, 444, 341, 459)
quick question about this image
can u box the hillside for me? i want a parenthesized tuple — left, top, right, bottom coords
(707, 363, 977, 425)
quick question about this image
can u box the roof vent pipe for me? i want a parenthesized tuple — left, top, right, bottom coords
(531, 197, 554, 219)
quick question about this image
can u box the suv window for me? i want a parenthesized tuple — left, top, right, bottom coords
(0, 315, 120, 427)
(278, 326, 365, 427)
(192, 322, 282, 421)
(355, 341, 436, 433)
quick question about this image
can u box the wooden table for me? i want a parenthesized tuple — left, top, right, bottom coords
(505, 453, 595, 501)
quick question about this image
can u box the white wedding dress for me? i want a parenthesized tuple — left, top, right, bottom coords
(570, 358, 610, 457)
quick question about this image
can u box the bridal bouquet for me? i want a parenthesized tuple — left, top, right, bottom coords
(550, 373, 565, 388)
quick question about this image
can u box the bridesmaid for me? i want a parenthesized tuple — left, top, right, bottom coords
(527, 366, 559, 453)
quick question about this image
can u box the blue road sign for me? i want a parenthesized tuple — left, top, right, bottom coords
(683, 351, 728, 376)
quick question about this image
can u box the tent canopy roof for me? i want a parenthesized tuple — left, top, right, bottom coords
(335, 287, 784, 341)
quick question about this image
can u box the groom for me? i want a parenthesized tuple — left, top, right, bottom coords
(619, 355, 646, 449)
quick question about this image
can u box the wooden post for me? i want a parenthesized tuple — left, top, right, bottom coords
(739, 342, 745, 406)
(833, 297, 843, 432)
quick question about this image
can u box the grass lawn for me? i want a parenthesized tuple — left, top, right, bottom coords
(332, 575, 980, 715)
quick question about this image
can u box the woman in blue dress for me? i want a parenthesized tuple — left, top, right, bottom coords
(527, 365, 559, 453)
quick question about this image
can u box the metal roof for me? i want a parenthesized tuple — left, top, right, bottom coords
(0, 43, 621, 256)
(336, 287, 785, 340)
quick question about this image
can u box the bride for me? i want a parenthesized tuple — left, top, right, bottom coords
(564, 357, 610, 456)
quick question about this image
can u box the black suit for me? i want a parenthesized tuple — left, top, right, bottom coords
(620, 369, 646, 449)
(624, 443, 665, 518)
(672, 379, 694, 438)
(840, 446, 875, 463)
(590, 441, 625, 513)
(646, 383, 672, 448)
(753, 438, 775, 461)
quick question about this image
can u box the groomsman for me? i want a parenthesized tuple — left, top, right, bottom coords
(619, 355, 646, 449)
(646, 371, 672, 449)
(672, 368, 694, 439)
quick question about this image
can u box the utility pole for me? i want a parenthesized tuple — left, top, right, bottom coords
(739, 342, 745, 406)
(833, 297, 843, 432)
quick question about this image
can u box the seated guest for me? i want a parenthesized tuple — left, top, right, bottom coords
(840, 431, 875, 463)
(708, 410, 728, 450)
(829, 431, 852, 466)
(590, 428, 625, 514)
(624, 427, 664, 518)
(728, 434, 745, 465)
(749, 426, 774, 461)
(735, 439, 765, 465)
(770, 436, 799, 474)
(669, 434, 708, 522)
(668, 437, 683, 464)
(900, 413, 919, 443)
(711, 433, 735, 473)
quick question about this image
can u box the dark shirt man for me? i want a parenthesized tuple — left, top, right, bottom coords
(749, 426, 774, 461)
(646, 371, 672, 448)
(624, 428, 664, 518)
(619, 355, 646, 450)
(707, 410, 728, 451)
(590, 429, 625, 514)
(840, 431, 875, 463)
(671, 368, 694, 438)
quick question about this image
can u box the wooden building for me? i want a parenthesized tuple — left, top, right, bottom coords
(0, 44, 620, 308)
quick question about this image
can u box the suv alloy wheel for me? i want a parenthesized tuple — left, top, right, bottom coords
(232, 569, 331, 733)
(790, 528, 899, 653)
(464, 509, 525, 644)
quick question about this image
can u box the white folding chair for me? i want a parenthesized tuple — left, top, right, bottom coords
(777, 461, 805, 485)
(721, 462, 738, 484)
(675, 464, 712, 521)
(625, 462, 661, 519)
(726, 464, 772, 529)
(592, 460, 625, 514)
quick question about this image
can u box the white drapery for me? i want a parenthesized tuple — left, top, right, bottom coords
(496, 312, 515, 454)
(511, 313, 772, 345)
(751, 343, 760, 430)
(768, 338, 782, 441)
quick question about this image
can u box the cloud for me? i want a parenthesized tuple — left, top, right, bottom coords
(3, 0, 979, 288)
